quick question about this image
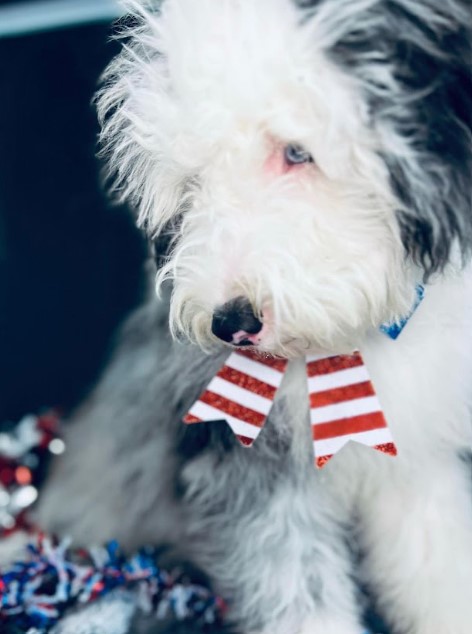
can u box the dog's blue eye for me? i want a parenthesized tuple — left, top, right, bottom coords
(284, 144, 313, 165)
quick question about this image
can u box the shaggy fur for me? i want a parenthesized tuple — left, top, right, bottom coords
(38, 1, 471, 633)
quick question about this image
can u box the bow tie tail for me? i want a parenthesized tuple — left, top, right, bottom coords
(184, 350, 288, 446)
(306, 353, 397, 469)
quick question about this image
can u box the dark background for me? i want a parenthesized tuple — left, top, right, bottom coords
(0, 18, 147, 422)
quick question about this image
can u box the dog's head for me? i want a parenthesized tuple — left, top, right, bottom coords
(97, 0, 471, 357)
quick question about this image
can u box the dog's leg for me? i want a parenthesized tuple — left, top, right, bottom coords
(357, 456, 472, 634)
(178, 361, 364, 634)
(182, 449, 364, 634)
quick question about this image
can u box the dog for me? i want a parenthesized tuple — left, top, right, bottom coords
(37, 1, 472, 633)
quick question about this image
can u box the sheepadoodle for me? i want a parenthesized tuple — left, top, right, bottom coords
(37, 1, 471, 633)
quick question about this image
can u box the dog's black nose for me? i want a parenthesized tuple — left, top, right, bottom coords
(211, 297, 262, 345)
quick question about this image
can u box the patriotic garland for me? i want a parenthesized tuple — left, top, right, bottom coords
(0, 412, 61, 536)
(0, 537, 225, 633)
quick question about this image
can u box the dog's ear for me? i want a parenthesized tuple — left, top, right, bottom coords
(379, 2, 472, 278)
(311, 0, 472, 277)
(96, 3, 188, 238)
(152, 212, 184, 269)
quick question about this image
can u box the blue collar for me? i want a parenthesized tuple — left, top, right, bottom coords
(380, 285, 424, 340)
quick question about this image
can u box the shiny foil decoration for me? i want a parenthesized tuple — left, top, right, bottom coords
(0, 412, 62, 535)
(307, 353, 396, 468)
(185, 349, 288, 446)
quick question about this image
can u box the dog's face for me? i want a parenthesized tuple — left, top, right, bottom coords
(98, 0, 471, 357)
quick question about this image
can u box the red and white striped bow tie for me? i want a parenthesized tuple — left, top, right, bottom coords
(184, 349, 396, 468)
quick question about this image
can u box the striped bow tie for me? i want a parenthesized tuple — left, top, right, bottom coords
(184, 287, 423, 468)
(184, 350, 396, 469)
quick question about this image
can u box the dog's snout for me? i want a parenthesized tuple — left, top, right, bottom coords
(211, 297, 262, 345)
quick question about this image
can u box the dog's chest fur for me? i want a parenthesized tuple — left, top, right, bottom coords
(276, 269, 472, 458)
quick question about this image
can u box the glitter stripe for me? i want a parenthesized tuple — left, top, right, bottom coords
(316, 454, 332, 468)
(216, 366, 277, 399)
(186, 401, 261, 439)
(237, 349, 288, 372)
(312, 411, 387, 441)
(310, 380, 375, 408)
(209, 377, 273, 416)
(306, 353, 363, 378)
(374, 442, 397, 456)
(224, 353, 286, 388)
(183, 413, 201, 423)
(199, 391, 266, 427)
(237, 435, 254, 446)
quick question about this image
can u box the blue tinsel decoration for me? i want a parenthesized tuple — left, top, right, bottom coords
(0, 536, 225, 633)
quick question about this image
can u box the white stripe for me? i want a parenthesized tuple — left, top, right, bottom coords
(188, 401, 261, 440)
(306, 349, 359, 363)
(310, 395, 381, 425)
(208, 376, 273, 415)
(306, 353, 330, 363)
(307, 365, 370, 393)
(314, 427, 394, 457)
(0, 0, 121, 39)
(306, 351, 360, 363)
(225, 353, 284, 388)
